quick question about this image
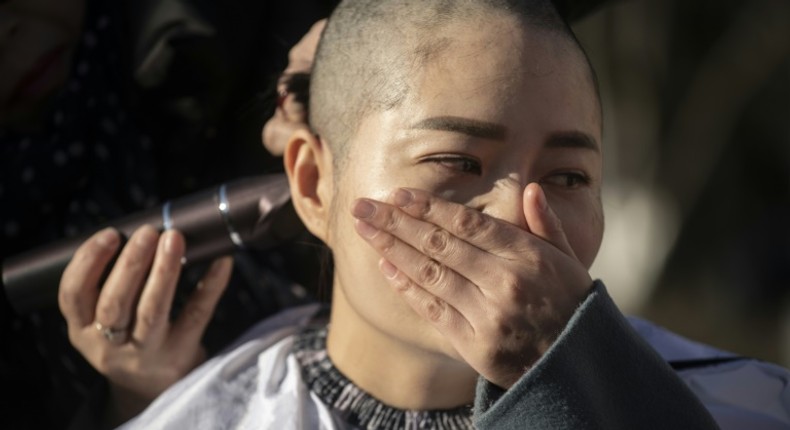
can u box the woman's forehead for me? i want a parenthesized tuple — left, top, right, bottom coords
(398, 26, 600, 141)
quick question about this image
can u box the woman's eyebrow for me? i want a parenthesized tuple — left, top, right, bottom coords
(545, 131, 599, 153)
(409, 116, 507, 140)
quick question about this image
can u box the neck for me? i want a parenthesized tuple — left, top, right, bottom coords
(326, 282, 478, 410)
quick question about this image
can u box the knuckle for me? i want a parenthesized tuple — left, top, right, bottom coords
(417, 259, 443, 287)
(422, 228, 450, 256)
(392, 275, 412, 293)
(152, 256, 179, 278)
(378, 233, 397, 255)
(499, 272, 525, 301)
(454, 208, 487, 238)
(96, 299, 124, 323)
(499, 271, 520, 291)
(423, 297, 447, 323)
(496, 322, 515, 337)
(415, 197, 433, 218)
(489, 312, 519, 338)
(118, 250, 145, 272)
(137, 305, 164, 330)
(528, 251, 555, 278)
(383, 209, 401, 232)
(182, 305, 209, 326)
(518, 247, 541, 267)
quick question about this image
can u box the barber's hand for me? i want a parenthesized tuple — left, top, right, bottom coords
(350, 184, 593, 389)
(261, 19, 326, 155)
(58, 225, 233, 423)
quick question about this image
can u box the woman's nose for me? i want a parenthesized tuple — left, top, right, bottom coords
(474, 176, 529, 231)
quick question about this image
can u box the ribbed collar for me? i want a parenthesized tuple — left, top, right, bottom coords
(292, 327, 473, 429)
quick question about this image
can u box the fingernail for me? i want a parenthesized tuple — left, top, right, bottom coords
(352, 199, 376, 219)
(393, 189, 413, 207)
(135, 224, 158, 246)
(163, 231, 182, 255)
(380, 259, 398, 279)
(96, 228, 119, 248)
(355, 220, 379, 238)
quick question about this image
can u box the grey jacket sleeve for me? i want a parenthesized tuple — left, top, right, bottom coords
(473, 281, 719, 429)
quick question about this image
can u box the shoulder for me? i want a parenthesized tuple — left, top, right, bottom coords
(119, 303, 325, 429)
(221, 303, 325, 353)
(629, 317, 790, 429)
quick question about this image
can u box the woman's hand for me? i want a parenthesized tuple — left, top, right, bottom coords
(350, 184, 593, 389)
(261, 19, 326, 156)
(58, 225, 233, 424)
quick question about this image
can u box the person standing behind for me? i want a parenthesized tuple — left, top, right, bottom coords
(0, 1, 336, 428)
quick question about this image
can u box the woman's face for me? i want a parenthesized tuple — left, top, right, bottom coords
(0, 0, 85, 126)
(326, 17, 603, 355)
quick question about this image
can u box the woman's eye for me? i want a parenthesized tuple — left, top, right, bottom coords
(425, 156, 482, 175)
(542, 172, 590, 188)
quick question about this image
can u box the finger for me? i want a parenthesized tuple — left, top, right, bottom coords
(353, 189, 534, 266)
(282, 94, 306, 123)
(522, 183, 577, 258)
(386, 188, 536, 259)
(378, 258, 474, 341)
(95, 225, 159, 329)
(59, 228, 121, 329)
(284, 19, 325, 74)
(351, 196, 495, 279)
(351, 196, 531, 297)
(132, 230, 186, 344)
(171, 256, 233, 348)
(353, 217, 484, 315)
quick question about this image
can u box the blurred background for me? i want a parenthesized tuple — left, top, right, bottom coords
(577, 0, 790, 366)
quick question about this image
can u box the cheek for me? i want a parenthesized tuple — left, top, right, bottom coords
(326, 170, 380, 264)
(557, 197, 604, 269)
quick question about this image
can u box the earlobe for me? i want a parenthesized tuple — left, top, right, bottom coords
(283, 129, 333, 242)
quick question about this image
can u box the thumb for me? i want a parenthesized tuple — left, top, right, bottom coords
(523, 183, 577, 258)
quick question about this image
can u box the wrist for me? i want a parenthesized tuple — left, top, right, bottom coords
(102, 383, 154, 428)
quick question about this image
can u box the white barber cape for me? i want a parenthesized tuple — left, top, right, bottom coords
(119, 304, 339, 430)
(118, 304, 790, 430)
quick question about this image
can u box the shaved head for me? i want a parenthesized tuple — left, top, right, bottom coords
(310, 0, 599, 168)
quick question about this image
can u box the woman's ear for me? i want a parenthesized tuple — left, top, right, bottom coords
(283, 128, 333, 242)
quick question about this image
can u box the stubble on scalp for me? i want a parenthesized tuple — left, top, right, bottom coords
(310, 0, 600, 173)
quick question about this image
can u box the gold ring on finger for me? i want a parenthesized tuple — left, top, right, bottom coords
(94, 322, 129, 343)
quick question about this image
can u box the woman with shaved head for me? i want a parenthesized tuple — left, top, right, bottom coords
(60, 0, 788, 428)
